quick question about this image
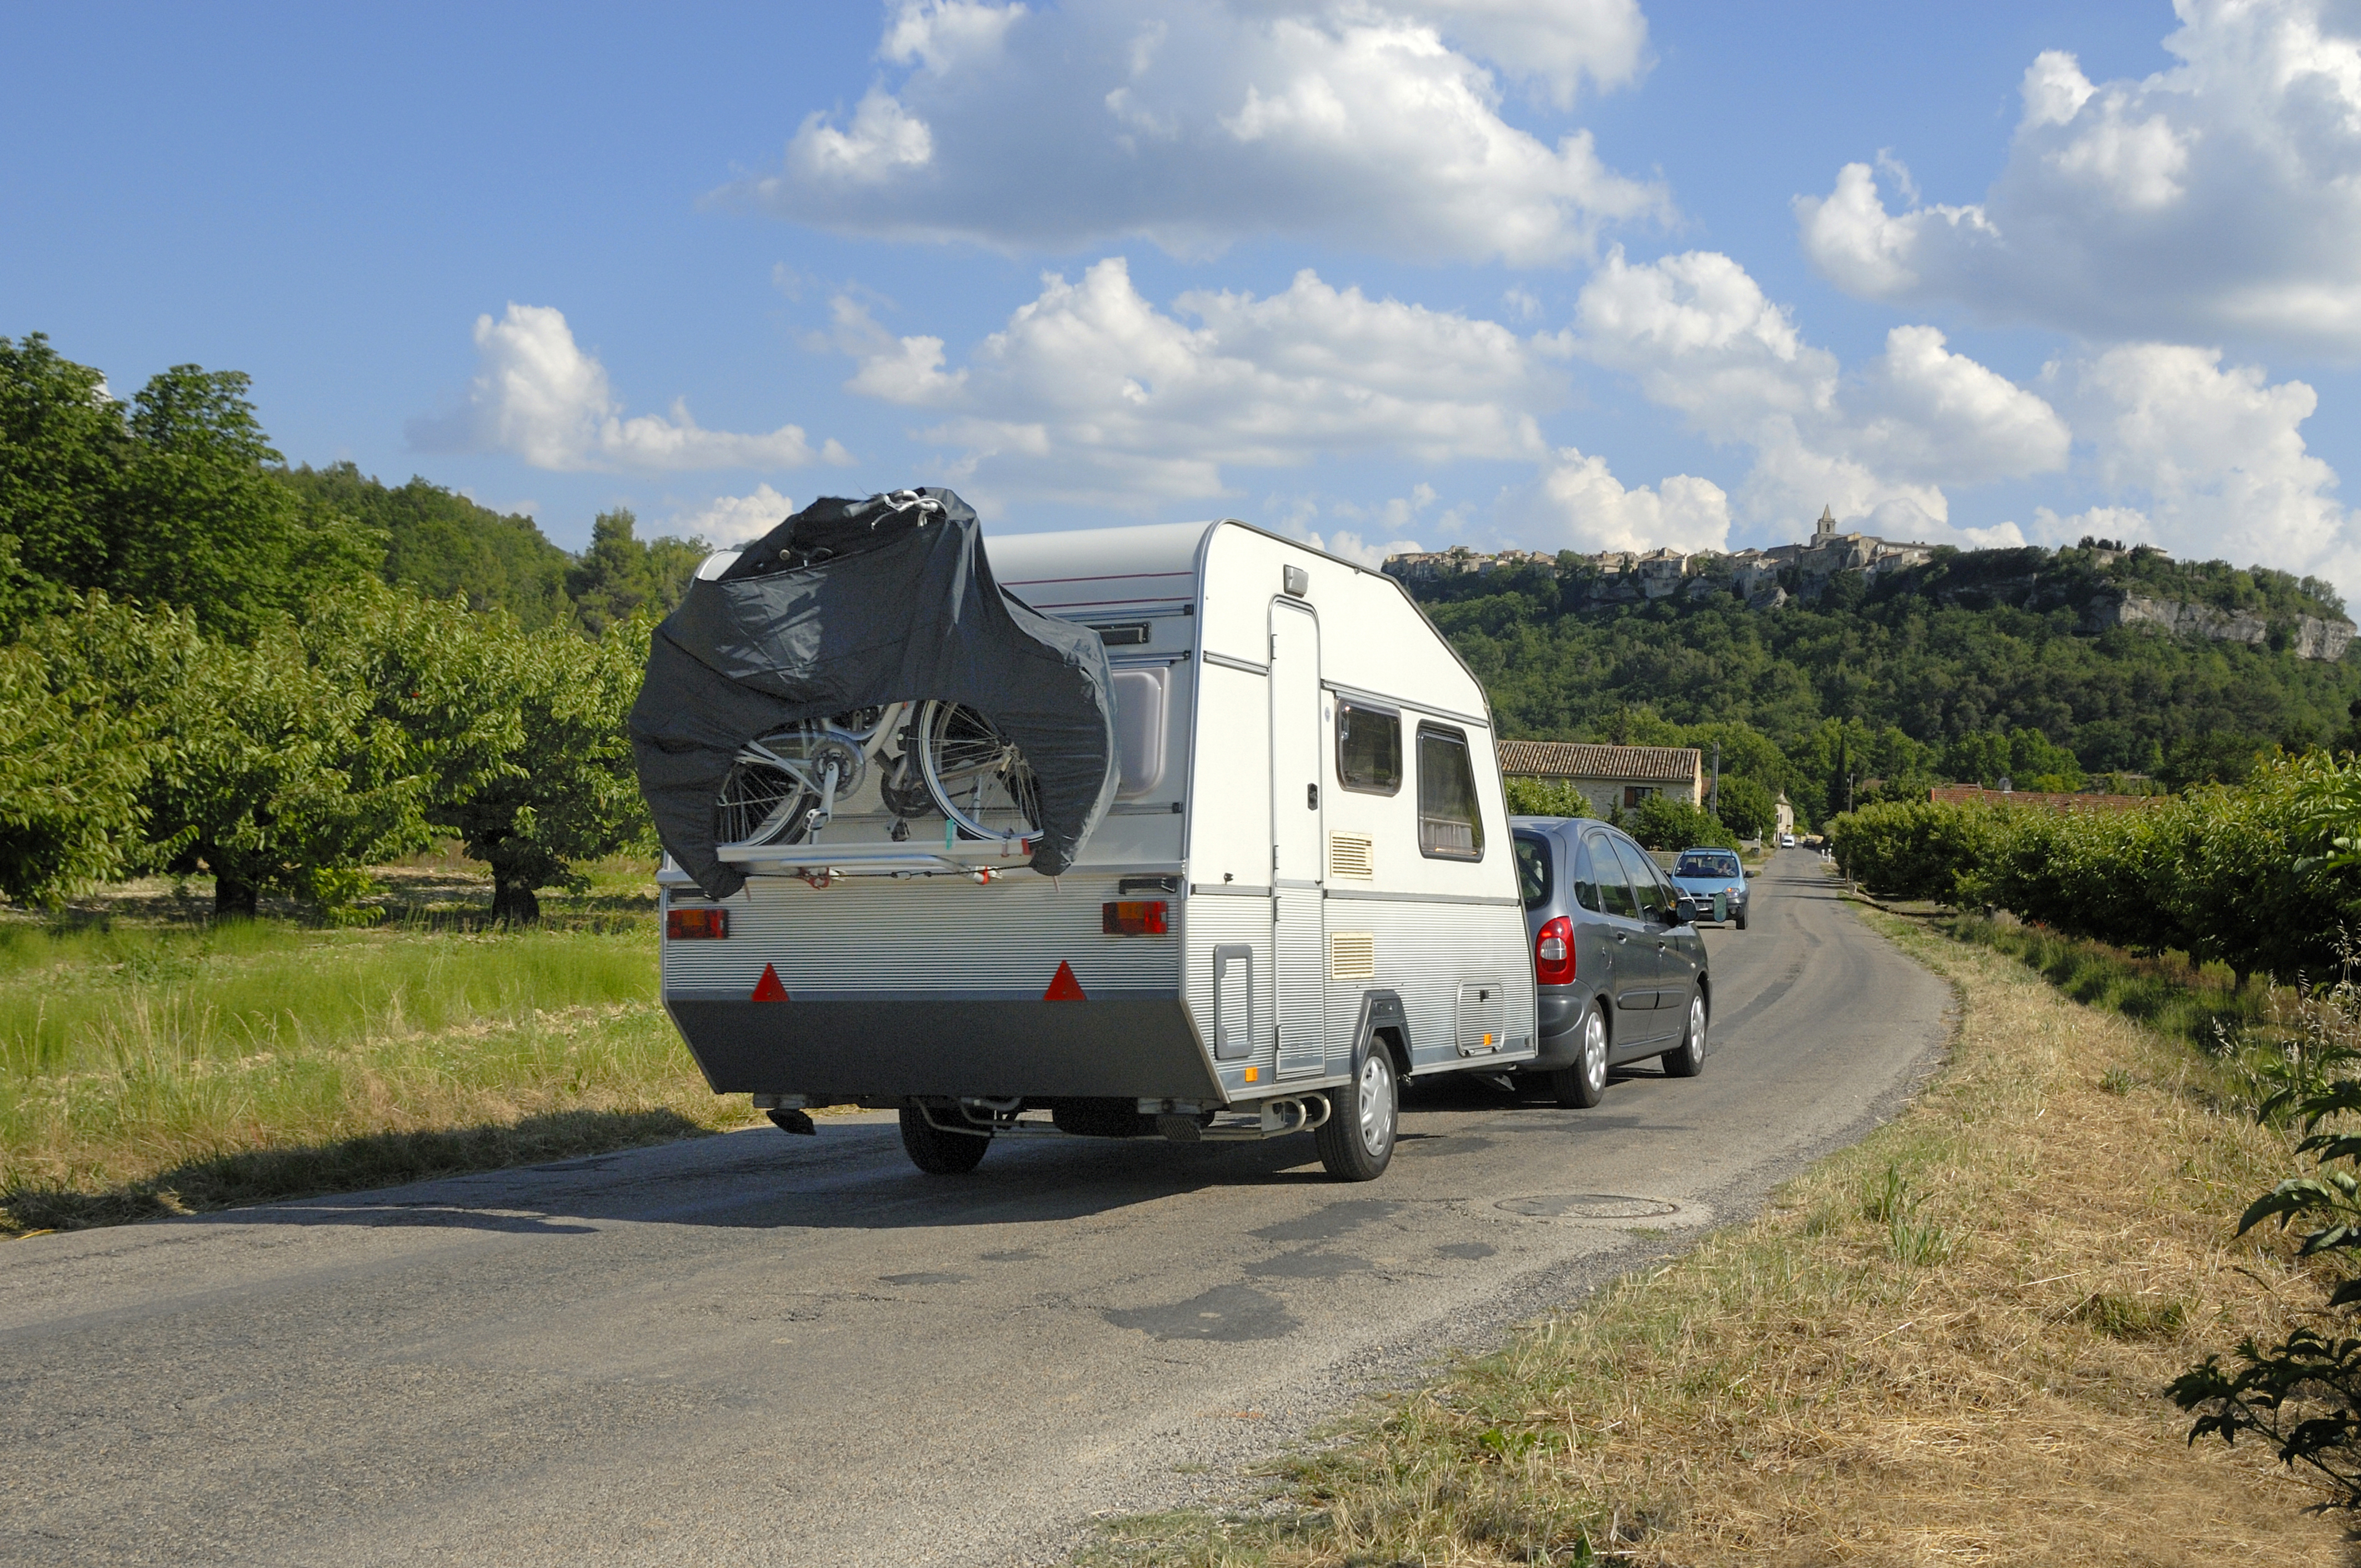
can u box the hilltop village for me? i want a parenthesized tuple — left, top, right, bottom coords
(1384, 507, 2358, 662)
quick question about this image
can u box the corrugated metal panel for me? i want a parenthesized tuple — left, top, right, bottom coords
(663, 874, 1181, 999)
(1456, 980, 1508, 1055)
(1275, 888, 1326, 1079)
(1186, 895, 1274, 1086)
(1322, 898, 1533, 1073)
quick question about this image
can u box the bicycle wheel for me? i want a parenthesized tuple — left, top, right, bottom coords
(715, 757, 814, 847)
(915, 701, 1041, 841)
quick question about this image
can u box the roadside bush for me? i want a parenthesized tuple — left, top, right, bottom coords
(1504, 777, 1596, 818)
(1628, 794, 1739, 851)
(1827, 799, 2011, 903)
(1714, 774, 1777, 840)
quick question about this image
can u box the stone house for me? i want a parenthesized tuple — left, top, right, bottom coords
(1496, 741, 1704, 817)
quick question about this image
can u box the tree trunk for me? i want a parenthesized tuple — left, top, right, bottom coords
(213, 874, 259, 919)
(491, 878, 541, 924)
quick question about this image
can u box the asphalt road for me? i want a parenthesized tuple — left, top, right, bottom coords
(0, 850, 1950, 1567)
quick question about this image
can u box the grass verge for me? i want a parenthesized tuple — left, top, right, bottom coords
(2, 875, 758, 1237)
(1084, 905, 2343, 1565)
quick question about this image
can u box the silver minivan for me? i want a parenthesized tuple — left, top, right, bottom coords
(1509, 815, 1712, 1108)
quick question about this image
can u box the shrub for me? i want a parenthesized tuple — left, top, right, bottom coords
(1629, 794, 1739, 851)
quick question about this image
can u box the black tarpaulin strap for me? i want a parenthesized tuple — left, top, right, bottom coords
(629, 488, 1118, 899)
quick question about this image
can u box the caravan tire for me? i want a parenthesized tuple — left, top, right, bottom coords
(1315, 1048, 1398, 1182)
(899, 1106, 991, 1174)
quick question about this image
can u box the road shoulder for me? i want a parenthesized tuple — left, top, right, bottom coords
(1082, 900, 2342, 1565)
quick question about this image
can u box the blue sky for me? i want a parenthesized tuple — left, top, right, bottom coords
(9, 1, 2361, 595)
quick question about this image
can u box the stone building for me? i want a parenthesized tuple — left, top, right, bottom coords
(1495, 741, 1704, 817)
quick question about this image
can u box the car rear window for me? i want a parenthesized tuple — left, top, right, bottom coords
(1514, 834, 1552, 908)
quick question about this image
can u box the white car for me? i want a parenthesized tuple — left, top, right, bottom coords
(1780, 833, 1797, 848)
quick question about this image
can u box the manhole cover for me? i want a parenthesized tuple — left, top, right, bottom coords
(1496, 1194, 1680, 1220)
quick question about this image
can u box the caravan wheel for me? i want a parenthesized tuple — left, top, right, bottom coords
(1315, 1048, 1398, 1182)
(899, 1106, 991, 1174)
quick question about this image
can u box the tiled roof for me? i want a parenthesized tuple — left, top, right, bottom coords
(1927, 785, 2163, 811)
(1497, 741, 1702, 783)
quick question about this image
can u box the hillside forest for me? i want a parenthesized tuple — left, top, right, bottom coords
(1407, 549, 2361, 835)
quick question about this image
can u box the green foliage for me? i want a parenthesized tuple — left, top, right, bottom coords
(279, 461, 576, 629)
(566, 508, 707, 635)
(2173, 983, 2361, 1509)
(1830, 754, 2361, 983)
(1503, 777, 1597, 818)
(0, 338, 381, 641)
(1713, 774, 1777, 840)
(0, 605, 163, 905)
(1628, 794, 1738, 851)
(1402, 557, 2361, 794)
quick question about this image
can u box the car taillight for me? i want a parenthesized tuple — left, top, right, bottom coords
(1534, 915, 1575, 985)
(1102, 899, 1168, 935)
(667, 906, 728, 940)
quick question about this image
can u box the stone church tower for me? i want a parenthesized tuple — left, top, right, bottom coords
(1813, 504, 1837, 543)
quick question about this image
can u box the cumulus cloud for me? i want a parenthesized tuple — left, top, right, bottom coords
(725, 0, 1667, 265)
(837, 257, 1558, 505)
(1567, 248, 2068, 539)
(669, 484, 801, 545)
(410, 304, 851, 473)
(1797, 1, 2361, 352)
(1524, 448, 1731, 553)
(2033, 343, 2361, 588)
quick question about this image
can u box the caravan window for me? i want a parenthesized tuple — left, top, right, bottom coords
(1335, 700, 1402, 795)
(1417, 724, 1484, 861)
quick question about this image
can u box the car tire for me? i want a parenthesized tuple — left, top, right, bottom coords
(899, 1105, 991, 1174)
(1735, 908, 1749, 930)
(1663, 991, 1707, 1078)
(1550, 1003, 1610, 1109)
(1316, 1046, 1398, 1181)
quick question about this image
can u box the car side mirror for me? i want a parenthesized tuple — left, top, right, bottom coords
(1744, 868, 1757, 879)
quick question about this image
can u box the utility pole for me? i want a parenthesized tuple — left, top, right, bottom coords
(1709, 741, 1721, 820)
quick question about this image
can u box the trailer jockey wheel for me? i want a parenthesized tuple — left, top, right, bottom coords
(899, 1105, 991, 1174)
(1315, 1046, 1398, 1181)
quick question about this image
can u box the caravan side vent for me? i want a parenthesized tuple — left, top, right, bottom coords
(1328, 832, 1374, 879)
(1329, 931, 1377, 981)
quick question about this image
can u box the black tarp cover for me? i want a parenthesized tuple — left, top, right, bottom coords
(630, 489, 1118, 899)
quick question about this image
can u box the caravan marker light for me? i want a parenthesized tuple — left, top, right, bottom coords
(667, 906, 728, 940)
(751, 964, 789, 1003)
(1101, 900, 1168, 935)
(1044, 961, 1087, 1001)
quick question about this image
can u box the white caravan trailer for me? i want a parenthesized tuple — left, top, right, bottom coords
(654, 518, 1538, 1180)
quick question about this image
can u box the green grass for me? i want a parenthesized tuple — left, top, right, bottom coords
(1, 868, 758, 1235)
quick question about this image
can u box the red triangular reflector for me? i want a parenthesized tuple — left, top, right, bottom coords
(751, 963, 789, 1003)
(1043, 961, 1086, 1001)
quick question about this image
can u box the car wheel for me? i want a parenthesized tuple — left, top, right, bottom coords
(1316, 1046, 1398, 1181)
(899, 1105, 991, 1173)
(1735, 908, 1749, 930)
(1663, 991, 1707, 1078)
(1550, 1003, 1609, 1109)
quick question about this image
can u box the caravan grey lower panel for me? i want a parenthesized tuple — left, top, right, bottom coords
(666, 998, 1223, 1101)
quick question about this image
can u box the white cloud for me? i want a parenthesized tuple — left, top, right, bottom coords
(727, 0, 1667, 265)
(2038, 343, 2361, 587)
(1524, 448, 1731, 554)
(1797, 2, 2361, 352)
(838, 257, 1558, 505)
(670, 484, 800, 545)
(1568, 248, 2068, 540)
(410, 304, 851, 473)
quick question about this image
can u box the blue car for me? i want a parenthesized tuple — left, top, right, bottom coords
(1668, 846, 1750, 930)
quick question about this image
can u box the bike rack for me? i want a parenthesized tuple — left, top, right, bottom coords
(716, 833, 1038, 879)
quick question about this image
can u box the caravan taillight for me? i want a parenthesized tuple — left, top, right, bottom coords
(1102, 900, 1168, 936)
(667, 906, 729, 940)
(1534, 915, 1574, 985)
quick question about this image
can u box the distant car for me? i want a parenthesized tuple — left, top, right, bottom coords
(1780, 832, 1797, 848)
(1509, 815, 1713, 1109)
(1669, 846, 1749, 930)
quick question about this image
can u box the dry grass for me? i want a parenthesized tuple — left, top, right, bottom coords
(1090, 906, 2350, 1566)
